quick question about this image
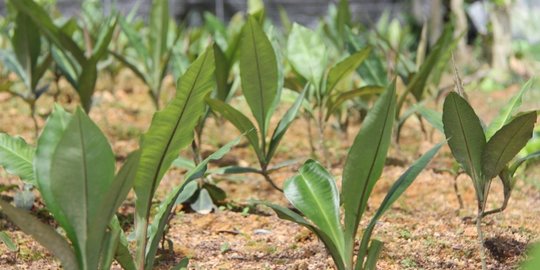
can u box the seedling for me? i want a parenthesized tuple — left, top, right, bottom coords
(442, 90, 537, 270)
(10, 0, 117, 112)
(0, 11, 52, 136)
(262, 82, 443, 269)
(111, 0, 180, 109)
(207, 16, 305, 191)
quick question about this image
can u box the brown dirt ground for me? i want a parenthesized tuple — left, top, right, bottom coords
(0, 72, 539, 270)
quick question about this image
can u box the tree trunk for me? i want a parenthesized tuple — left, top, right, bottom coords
(490, 4, 512, 72)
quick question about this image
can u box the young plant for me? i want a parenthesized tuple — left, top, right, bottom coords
(111, 0, 180, 109)
(262, 82, 443, 269)
(287, 23, 378, 161)
(0, 105, 138, 270)
(0, 11, 52, 135)
(442, 91, 537, 270)
(10, 0, 117, 112)
(207, 16, 305, 192)
(1, 47, 220, 270)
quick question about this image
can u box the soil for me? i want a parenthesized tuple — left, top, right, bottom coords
(0, 72, 539, 270)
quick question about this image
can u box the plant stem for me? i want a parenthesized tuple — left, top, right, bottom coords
(476, 210, 487, 270)
(453, 173, 464, 209)
(305, 114, 317, 158)
(29, 102, 39, 139)
(259, 166, 283, 192)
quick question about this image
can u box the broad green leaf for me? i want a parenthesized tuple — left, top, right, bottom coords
(99, 220, 121, 270)
(485, 80, 534, 139)
(206, 98, 263, 162)
(443, 92, 486, 200)
(284, 160, 345, 257)
(35, 105, 75, 248)
(482, 112, 537, 179)
(144, 136, 241, 269)
(13, 12, 40, 90)
(356, 143, 443, 269)
(50, 108, 115, 270)
(51, 48, 79, 88)
(266, 87, 306, 162)
(214, 44, 231, 101)
(0, 199, 78, 270)
(10, 0, 85, 64)
(240, 16, 279, 136)
(259, 201, 347, 270)
(133, 48, 214, 268)
(287, 23, 327, 91)
(0, 231, 17, 252)
(77, 58, 98, 112)
(0, 133, 35, 183)
(342, 81, 396, 260)
(107, 150, 141, 218)
(326, 47, 370, 95)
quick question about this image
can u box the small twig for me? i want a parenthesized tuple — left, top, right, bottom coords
(453, 171, 465, 209)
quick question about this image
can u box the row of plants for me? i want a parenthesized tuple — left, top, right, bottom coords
(0, 0, 538, 269)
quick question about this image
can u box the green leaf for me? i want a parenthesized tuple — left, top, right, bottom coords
(284, 160, 345, 256)
(326, 47, 371, 94)
(77, 58, 98, 112)
(342, 81, 396, 260)
(482, 112, 537, 179)
(485, 80, 533, 139)
(240, 16, 279, 136)
(92, 15, 117, 60)
(362, 239, 383, 270)
(111, 216, 136, 270)
(206, 98, 263, 162)
(266, 87, 306, 162)
(0, 133, 35, 184)
(50, 107, 116, 270)
(416, 105, 444, 133)
(259, 201, 347, 270)
(144, 136, 241, 269)
(0, 231, 17, 252)
(13, 12, 41, 90)
(214, 44, 231, 102)
(408, 25, 456, 101)
(35, 105, 76, 248)
(326, 85, 383, 119)
(0, 50, 28, 86)
(10, 0, 85, 64)
(149, 0, 170, 91)
(133, 47, 214, 268)
(356, 143, 443, 268)
(287, 24, 327, 91)
(443, 92, 486, 201)
(0, 199, 78, 270)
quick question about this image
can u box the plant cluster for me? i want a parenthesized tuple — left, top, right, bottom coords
(0, 0, 538, 270)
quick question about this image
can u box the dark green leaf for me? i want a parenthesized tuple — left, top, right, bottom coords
(482, 112, 537, 179)
(326, 47, 370, 94)
(443, 92, 486, 201)
(342, 81, 396, 254)
(0, 231, 17, 252)
(240, 16, 279, 136)
(0, 199, 78, 270)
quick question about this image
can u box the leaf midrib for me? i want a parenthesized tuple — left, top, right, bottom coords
(452, 97, 480, 180)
